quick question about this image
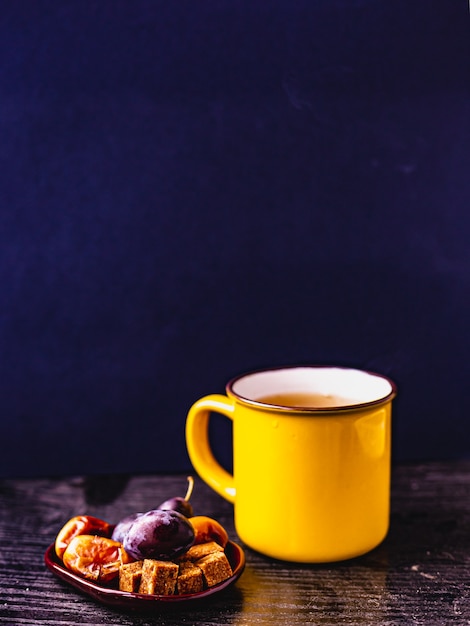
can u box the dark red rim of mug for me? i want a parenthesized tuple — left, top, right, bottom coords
(225, 365, 397, 414)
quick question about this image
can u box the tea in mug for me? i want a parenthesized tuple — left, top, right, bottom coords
(257, 392, 354, 408)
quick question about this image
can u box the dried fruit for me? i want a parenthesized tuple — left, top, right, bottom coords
(62, 534, 132, 582)
(55, 515, 111, 559)
(190, 516, 228, 547)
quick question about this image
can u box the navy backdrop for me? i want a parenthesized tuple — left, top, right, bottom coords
(0, 1, 469, 478)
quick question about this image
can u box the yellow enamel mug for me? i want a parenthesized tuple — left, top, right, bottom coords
(186, 366, 397, 563)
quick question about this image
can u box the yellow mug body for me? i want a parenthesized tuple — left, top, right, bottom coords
(186, 366, 396, 563)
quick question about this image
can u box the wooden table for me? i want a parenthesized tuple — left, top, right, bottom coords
(1, 461, 469, 625)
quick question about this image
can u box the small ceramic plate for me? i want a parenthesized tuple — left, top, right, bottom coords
(44, 541, 245, 610)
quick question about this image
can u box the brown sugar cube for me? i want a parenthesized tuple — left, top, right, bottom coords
(181, 541, 224, 562)
(176, 561, 204, 595)
(197, 551, 233, 588)
(138, 559, 179, 595)
(119, 560, 143, 592)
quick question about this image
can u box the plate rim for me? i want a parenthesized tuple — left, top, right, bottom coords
(44, 539, 245, 607)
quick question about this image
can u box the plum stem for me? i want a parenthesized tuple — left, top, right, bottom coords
(184, 476, 194, 502)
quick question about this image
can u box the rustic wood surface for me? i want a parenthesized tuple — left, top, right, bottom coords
(0, 462, 469, 625)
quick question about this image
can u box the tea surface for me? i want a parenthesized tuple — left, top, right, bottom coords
(257, 392, 352, 408)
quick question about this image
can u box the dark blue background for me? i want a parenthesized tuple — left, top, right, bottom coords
(0, 1, 469, 478)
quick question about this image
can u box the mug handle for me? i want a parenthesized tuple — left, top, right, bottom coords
(185, 394, 236, 503)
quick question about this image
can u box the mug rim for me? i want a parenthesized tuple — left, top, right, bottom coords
(226, 364, 397, 413)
